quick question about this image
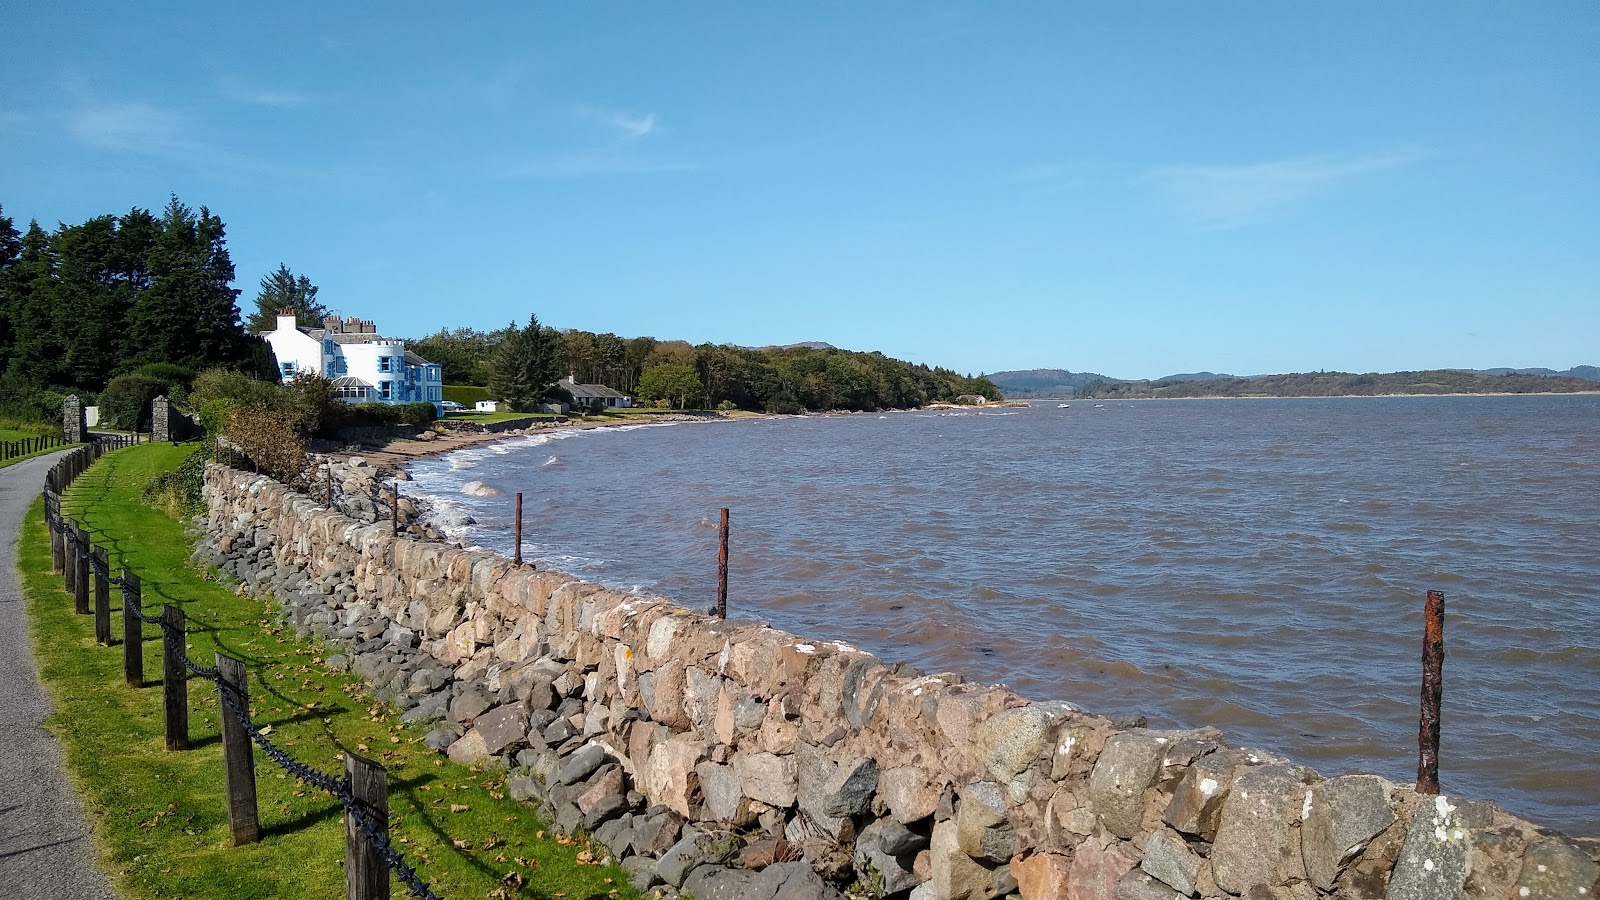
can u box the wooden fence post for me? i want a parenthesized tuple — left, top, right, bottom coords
(514, 492, 523, 566)
(163, 604, 189, 751)
(93, 545, 111, 645)
(345, 753, 389, 900)
(48, 492, 64, 573)
(62, 518, 77, 595)
(1417, 590, 1445, 795)
(73, 523, 90, 615)
(216, 654, 260, 845)
(123, 571, 143, 687)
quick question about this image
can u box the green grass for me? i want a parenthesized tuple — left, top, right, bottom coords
(1, 427, 71, 469)
(20, 444, 638, 900)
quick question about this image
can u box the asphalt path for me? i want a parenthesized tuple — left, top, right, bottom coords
(0, 451, 117, 898)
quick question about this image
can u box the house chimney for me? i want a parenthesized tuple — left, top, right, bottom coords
(323, 314, 341, 333)
(275, 308, 298, 332)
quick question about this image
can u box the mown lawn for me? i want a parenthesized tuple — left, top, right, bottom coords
(0, 425, 70, 469)
(443, 412, 562, 425)
(20, 443, 636, 899)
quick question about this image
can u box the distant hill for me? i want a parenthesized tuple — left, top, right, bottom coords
(1155, 371, 1234, 382)
(983, 368, 1122, 398)
(1462, 366, 1599, 381)
(1076, 369, 1600, 400)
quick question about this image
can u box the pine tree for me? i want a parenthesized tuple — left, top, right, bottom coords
(487, 314, 563, 411)
(246, 263, 327, 333)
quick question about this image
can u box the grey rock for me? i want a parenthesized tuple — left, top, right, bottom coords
(1090, 731, 1172, 838)
(1163, 747, 1277, 840)
(1116, 871, 1183, 900)
(657, 827, 725, 888)
(554, 799, 584, 834)
(474, 705, 529, 757)
(734, 751, 798, 809)
(1514, 837, 1600, 900)
(696, 762, 751, 824)
(1386, 794, 1473, 900)
(855, 817, 921, 895)
(821, 756, 879, 817)
(422, 726, 458, 753)
(621, 855, 659, 892)
(1141, 828, 1202, 896)
(682, 866, 762, 900)
(1211, 763, 1317, 894)
(594, 814, 634, 858)
(753, 860, 847, 900)
(956, 781, 1015, 863)
(558, 743, 607, 785)
(1302, 774, 1396, 890)
(582, 793, 629, 830)
(506, 776, 545, 804)
(448, 687, 492, 724)
(526, 708, 558, 733)
(543, 717, 576, 746)
(632, 811, 682, 857)
(795, 742, 851, 839)
(977, 705, 1055, 782)
(399, 691, 449, 725)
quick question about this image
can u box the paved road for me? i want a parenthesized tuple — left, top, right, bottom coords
(0, 452, 118, 898)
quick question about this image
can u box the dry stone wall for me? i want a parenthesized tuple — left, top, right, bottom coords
(201, 462, 1598, 900)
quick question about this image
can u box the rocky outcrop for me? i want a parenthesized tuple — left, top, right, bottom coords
(199, 463, 1597, 900)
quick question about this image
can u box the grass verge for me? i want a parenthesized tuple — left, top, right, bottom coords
(1, 427, 70, 470)
(20, 443, 637, 899)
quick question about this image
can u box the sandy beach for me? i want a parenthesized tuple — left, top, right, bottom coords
(333, 411, 759, 474)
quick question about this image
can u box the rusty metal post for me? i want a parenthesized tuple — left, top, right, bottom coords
(514, 492, 524, 566)
(1417, 589, 1445, 795)
(717, 508, 729, 619)
(326, 464, 333, 507)
(391, 483, 399, 536)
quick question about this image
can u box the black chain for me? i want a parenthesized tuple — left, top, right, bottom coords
(215, 682, 443, 900)
(45, 487, 442, 899)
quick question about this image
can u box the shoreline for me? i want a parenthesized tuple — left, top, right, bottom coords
(1035, 390, 1600, 402)
(331, 410, 768, 474)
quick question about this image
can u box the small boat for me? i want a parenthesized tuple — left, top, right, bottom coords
(1093, 404, 1105, 408)
(1057, 403, 1070, 408)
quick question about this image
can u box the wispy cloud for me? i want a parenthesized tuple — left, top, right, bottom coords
(1147, 150, 1427, 229)
(64, 99, 371, 182)
(68, 102, 199, 153)
(509, 153, 696, 179)
(578, 105, 659, 140)
(216, 75, 313, 108)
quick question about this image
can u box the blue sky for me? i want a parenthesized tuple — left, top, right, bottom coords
(2, 2, 1595, 379)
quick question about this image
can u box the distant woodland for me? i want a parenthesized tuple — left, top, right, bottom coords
(1071, 370, 1599, 400)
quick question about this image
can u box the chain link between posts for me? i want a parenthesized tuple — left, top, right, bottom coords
(42, 474, 444, 900)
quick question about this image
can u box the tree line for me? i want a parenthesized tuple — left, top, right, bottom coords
(414, 324, 1001, 413)
(1074, 370, 1600, 399)
(0, 199, 273, 424)
(1, 196, 999, 425)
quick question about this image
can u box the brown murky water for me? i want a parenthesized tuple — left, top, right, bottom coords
(408, 395, 1600, 834)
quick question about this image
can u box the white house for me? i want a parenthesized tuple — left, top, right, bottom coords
(260, 310, 444, 412)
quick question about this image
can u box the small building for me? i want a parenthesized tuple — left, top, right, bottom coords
(475, 400, 509, 413)
(260, 310, 444, 412)
(559, 375, 631, 410)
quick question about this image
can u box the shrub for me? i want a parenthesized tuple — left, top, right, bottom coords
(764, 391, 803, 415)
(442, 384, 490, 405)
(132, 362, 196, 389)
(143, 445, 211, 517)
(286, 373, 346, 436)
(347, 402, 438, 427)
(0, 373, 78, 425)
(188, 368, 281, 413)
(98, 375, 167, 431)
(226, 404, 308, 486)
(716, 399, 737, 412)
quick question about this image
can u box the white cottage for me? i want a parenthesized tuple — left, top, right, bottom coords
(260, 310, 444, 412)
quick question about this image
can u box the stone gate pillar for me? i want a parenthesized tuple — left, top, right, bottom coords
(152, 395, 172, 443)
(63, 395, 88, 443)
